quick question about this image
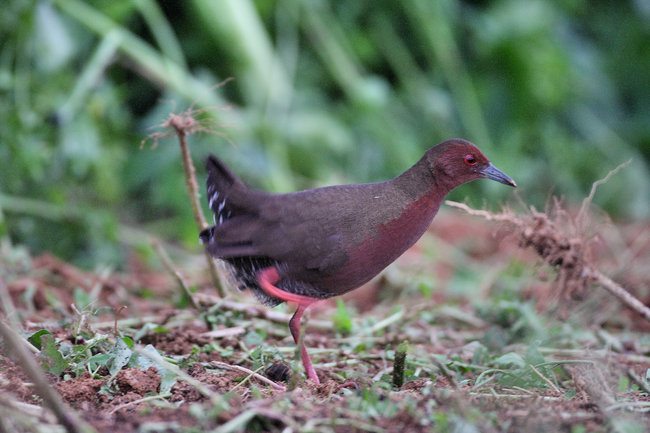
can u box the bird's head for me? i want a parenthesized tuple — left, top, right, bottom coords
(426, 138, 517, 189)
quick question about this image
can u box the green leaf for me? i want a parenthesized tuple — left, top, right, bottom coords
(618, 375, 630, 392)
(524, 341, 545, 365)
(244, 330, 265, 347)
(493, 352, 526, 369)
(108, 337, 133, 376)
(133, 323, 169, 342)
(28, 329, 53, 350)
(175, 289, 191, 309)
(86, 353, 113, 372)
(73, 287, 92, 310)
(38, 334, 68, 376)
(159, 372, 177, 395)
(121, 336, 134, 348)
(333, 299, 353, 335)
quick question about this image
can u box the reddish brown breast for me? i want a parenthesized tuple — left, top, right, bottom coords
(319, 192, 442, 295)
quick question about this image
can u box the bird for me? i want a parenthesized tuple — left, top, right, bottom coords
(200, 138, 516, 384)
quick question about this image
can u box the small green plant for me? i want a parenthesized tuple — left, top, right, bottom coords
(332, 299, 353, 335)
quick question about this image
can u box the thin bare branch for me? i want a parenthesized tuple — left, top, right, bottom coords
(529, 364, 560, 394)
(208, 361, 286, 391)
(587, 267, 650, 322)
(445, 200, 519, 224)
(577, 159, 631, 226)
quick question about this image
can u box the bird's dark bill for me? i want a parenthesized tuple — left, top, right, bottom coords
(482, 163, 517, 187)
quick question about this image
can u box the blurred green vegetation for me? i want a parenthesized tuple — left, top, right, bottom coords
(1, 0, 648, 268)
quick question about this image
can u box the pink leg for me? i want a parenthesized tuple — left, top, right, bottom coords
(257, 267, 320, 384)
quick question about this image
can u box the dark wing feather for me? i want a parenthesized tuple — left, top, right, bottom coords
(202, 155, 268, 257)
(205, 156, 254, 222)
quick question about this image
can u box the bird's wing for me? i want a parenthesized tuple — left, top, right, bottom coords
(250, 186, 380, 274)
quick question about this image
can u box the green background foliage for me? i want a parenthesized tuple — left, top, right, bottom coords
(1, 0, 648, 268)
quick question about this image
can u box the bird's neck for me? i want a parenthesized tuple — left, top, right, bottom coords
(381, 159, 453, 248)
(392, 156, 452, 207)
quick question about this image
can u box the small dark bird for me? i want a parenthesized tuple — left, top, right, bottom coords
(200, 138, 516, 384)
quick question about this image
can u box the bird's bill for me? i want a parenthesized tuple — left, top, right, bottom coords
(482, 163, 517, 187)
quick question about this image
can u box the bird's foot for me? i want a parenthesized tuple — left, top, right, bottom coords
(257, 267, 322, 385)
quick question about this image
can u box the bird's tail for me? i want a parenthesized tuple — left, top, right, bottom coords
(203, 155, 247, 225)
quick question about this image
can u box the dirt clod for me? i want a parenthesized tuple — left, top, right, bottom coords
(115, 367, 161, 395)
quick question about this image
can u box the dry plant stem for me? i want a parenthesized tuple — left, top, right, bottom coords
(175, 125, 207, 230)
(0, 276, 22, 331)
(168, 115, 225, 298)
(108, 394, 171, 415)
(431, 355, 458, 388)
(134, 347, 222, 405)
(515, 345, 650, 364)
(151, 238, 201, 311)
(0, 279, 38, 355)
(445, 201, 515, 224)
(565, 364, 640, 426)
(200, 326, 246, 338)
(588, 269, 650, 322)
(228, 366, 269, 391)
(0, 321, 98, 433)
(87, 313, 197, 329)
(208, 361, 286, 391)
(113, 306, 127, 336)
(577, 159, 631, 227)
(194, 294, 333, 331)
(445, 200, 650, 323)
(202, 224, 224, 296)
(528, 364, 560, 393)
(627, 368, 650, 395)
(0, 395, 57, 424)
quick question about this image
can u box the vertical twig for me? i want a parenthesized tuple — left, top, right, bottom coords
(166, 113, 225, 298)
(175, 124, 207, 230)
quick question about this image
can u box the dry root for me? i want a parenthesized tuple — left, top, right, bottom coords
(446, 160, 650, 323)
(517, 203, 590, 301)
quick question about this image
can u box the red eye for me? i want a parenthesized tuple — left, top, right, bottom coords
(464, 154, 477, 165)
